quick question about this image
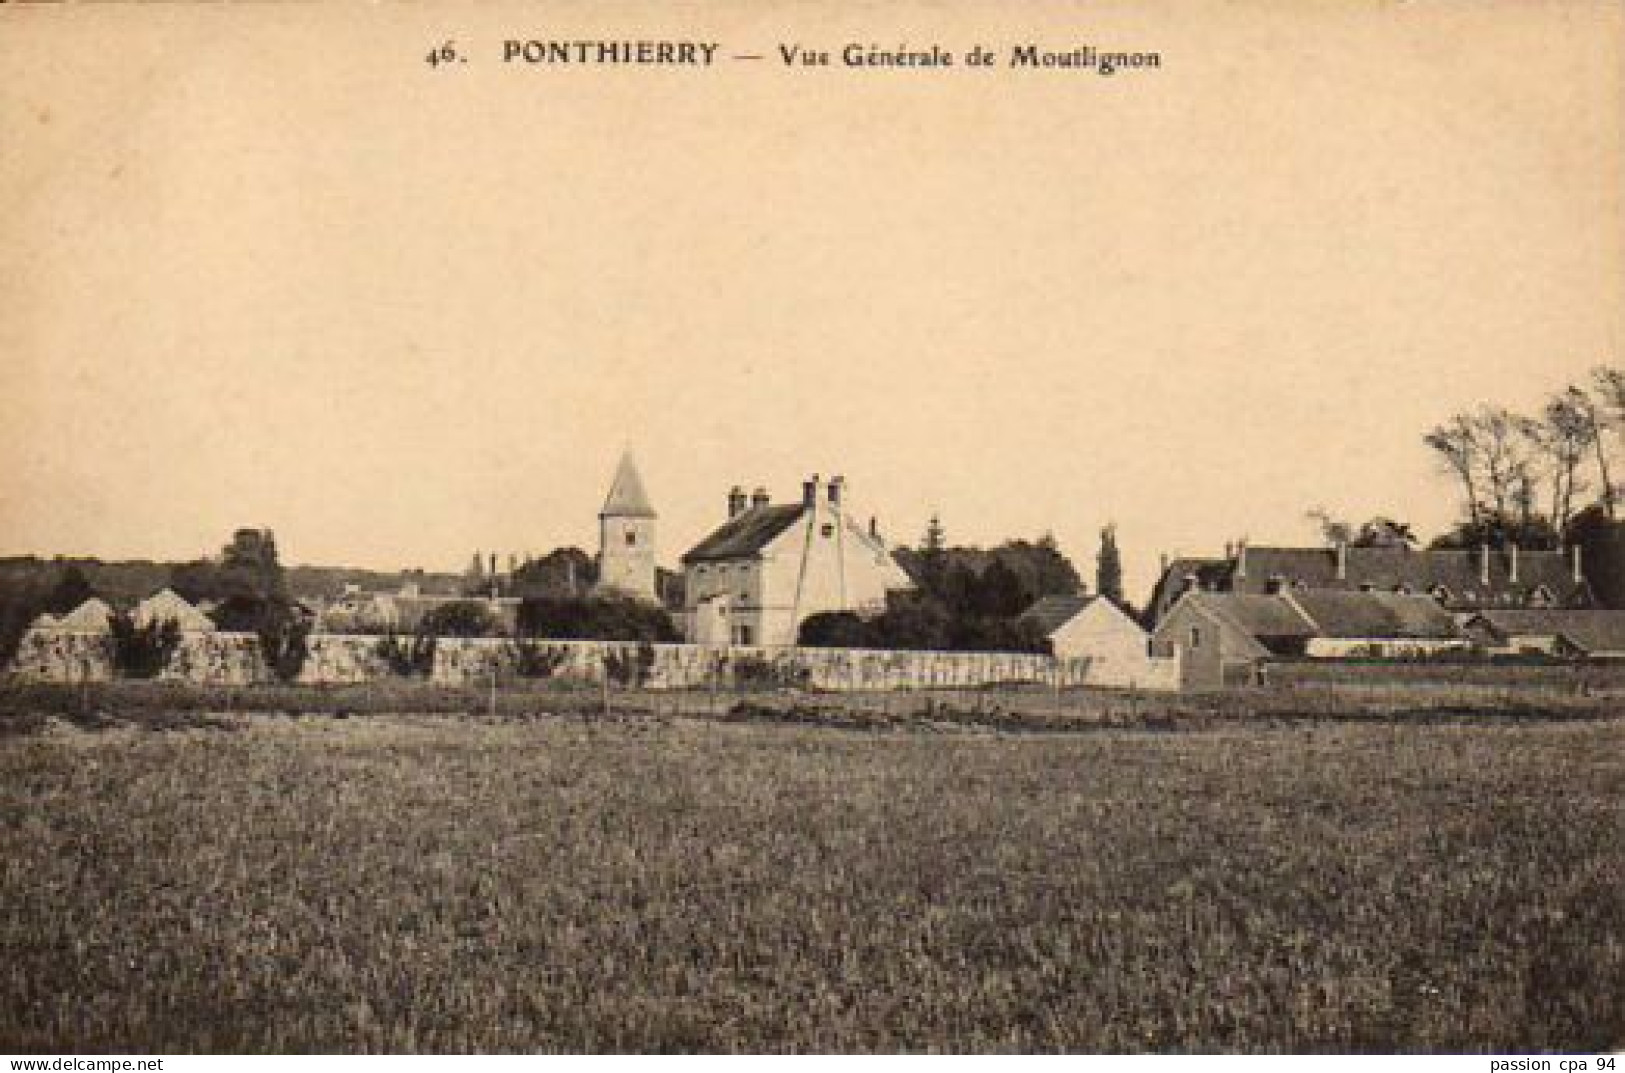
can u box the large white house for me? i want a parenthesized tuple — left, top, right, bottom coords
(680, 474, 913, 647)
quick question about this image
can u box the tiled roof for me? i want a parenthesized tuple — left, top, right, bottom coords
(682, 504, 806, 563)
(1469, 609, 1625, 655)
(1289, 590, 1461, 639)
(600, 451, 656, 518)
(1194, 593, 1318, 640)
(1230, 545, 1590, 608)
(1019, 594, 1099, 635)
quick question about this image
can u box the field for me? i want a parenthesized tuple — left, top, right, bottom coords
(1, 686, 1622, 1053)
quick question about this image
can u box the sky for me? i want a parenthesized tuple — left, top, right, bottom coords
(2, 1, 1621, 603)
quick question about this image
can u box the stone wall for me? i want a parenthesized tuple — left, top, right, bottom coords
(8, 630, 115, 682)
(5, 629, 1182, 693)
(160, 632, 265, 685)
(426, 638, 1180, 692)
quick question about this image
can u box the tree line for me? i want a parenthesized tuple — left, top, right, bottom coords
(1424, 365, 1625, 548)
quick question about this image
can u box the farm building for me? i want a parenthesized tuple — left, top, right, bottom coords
(1462, 609, 1625, 659)
(1151, 589, 1467, 689)
(1147, 542, 1593, 626)
(681, 475, 913, 647)
(1019, 594, 1167, 689)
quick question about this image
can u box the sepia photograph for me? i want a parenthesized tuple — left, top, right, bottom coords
(1, 0, 1621, 1057)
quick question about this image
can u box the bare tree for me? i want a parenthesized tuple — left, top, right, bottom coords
(1590, 366, 1625, 519)
(1424, 414, 1482, 527)
(1518, 389, 1594, 534)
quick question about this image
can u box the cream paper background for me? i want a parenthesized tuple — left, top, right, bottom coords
(2, 1, 1620, 600)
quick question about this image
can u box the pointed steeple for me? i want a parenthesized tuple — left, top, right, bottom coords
(600, 450, 657, 519)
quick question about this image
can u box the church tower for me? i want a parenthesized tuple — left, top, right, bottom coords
(596, 450, 659, 602)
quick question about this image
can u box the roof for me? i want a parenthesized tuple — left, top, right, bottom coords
(600, 451, 656, 518)
(1468, 610, 1625, 654)
(134, 588, 216, 632)
(1289, 590, 1460, 639)
(53, 597, 114, 632)
(1229, 545, 1590, 608)
(1020, 594, 1100, 635)
(682, 504, 806, 563)
(1197, 593, 1318, 640)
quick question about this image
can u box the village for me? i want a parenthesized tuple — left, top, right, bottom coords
(7, 431, 1624, 696)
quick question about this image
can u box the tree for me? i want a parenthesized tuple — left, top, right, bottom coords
(1589, 366, 1624, 518)
(917, 514, 948, 596)
(43, 566, 95, 615)
(208, 593, 312, 681)
(798, 611, 878, 648)
(108, 611, 182, 679)
(1424, 414, 1483, 528)
(507, 547, 597, 599)
(1519, 389, 1595, 534)
(974, 559, 1027, 618)
(516, 596, 679, 643)
(1095, 525, 1124, 606)
(171, 527, 287, 602)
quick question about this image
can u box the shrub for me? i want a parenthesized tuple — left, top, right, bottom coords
(108, 612, 182, 679)
(517, 596, 679, 643)
(417, 600, 502, 638)
(603, 642, 656, 687)
(375, 631, 436, 677)
(510, 639, 569, 679)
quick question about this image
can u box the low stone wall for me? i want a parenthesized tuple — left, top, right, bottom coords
(8, 630, 115, 682)
(428, 638, 1180, 693)
(160, 632, 265, 686)
(5, 630, 1183, 693)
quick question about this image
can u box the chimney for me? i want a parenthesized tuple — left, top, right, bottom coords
(1224, 541, 1234, 560)
(1509, 541, 1520, 584)
(1479, 543, 1491, 586)
(1572, 543, 1584, 584)
(869, 516, 879, 539)
(828, 475, 845, 508)
(728, 486, 747, 518)
(1235, 539, 1248, 580)
(751, 486, 770, 510)
(802, 474, 821, 508)
(1335, 541, 1348, 581)
(1160, 553, 1169, 576)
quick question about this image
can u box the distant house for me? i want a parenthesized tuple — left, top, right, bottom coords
(1463, 609, 1625, 659)
(1019, 594, 1169, 688)
(314, 582, 519, 635)
(681, 475, 913, 647)
(1151, 589, 1467, 689)
(1147, 542, 1593, 625)
(1020, 594, 1147, 662)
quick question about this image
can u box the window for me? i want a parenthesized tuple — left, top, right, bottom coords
(820, 523, 834, 537)
(1189, 626, 1202, 650)
(625, 532, 637, 546)
(733, 624, 754, 645)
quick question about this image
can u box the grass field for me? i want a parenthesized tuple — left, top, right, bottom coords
(1, 703, 1621, 1052)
